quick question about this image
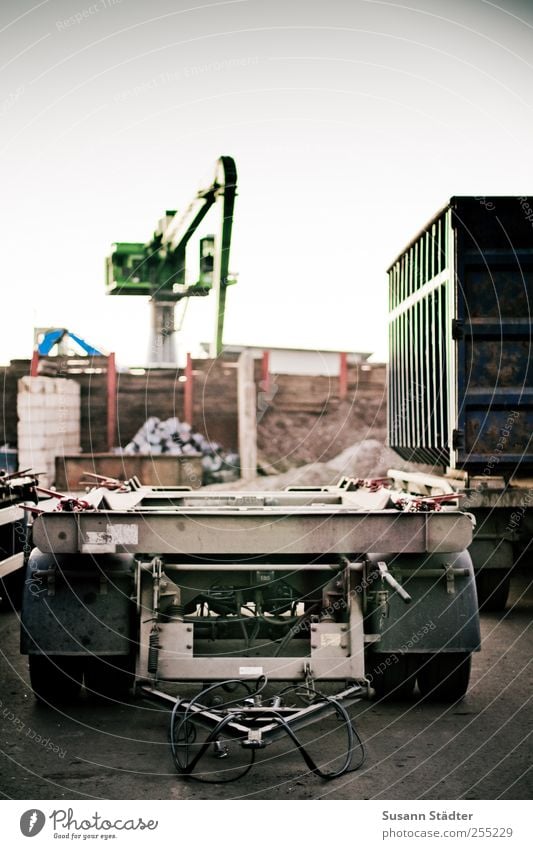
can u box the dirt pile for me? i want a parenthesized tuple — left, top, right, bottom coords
(207, 438, 425, 491)
(257, 397, 387, 471)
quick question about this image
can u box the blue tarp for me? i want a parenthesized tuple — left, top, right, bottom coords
(37, 330, 102, 356)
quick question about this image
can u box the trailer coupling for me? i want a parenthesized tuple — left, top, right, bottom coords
(142, 676, 366, 783)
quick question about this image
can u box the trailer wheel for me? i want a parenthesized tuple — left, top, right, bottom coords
(84, 655, 134, 701)
(476, 569, 511, 612)
(417, 653, 471, 702)
(369, 653, 418, 700)
(28, 655, 84, 703)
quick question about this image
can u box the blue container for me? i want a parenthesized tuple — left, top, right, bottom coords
(0, 448, 18, 474)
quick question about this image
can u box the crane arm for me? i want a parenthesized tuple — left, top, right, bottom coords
(159, 156, 236, 253)
(105, 155, 237, 358)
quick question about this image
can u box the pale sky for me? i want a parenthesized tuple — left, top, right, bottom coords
(1, 0, 532, 366)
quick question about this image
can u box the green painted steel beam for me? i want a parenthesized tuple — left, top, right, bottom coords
(105, 156, 238, 355)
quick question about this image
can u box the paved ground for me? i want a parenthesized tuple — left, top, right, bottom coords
(0, 571, 531, 801)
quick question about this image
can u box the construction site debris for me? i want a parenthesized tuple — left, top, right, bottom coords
(121, 416, 239, 484)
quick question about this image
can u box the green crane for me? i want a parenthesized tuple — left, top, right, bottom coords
(105, 155, 237, 361)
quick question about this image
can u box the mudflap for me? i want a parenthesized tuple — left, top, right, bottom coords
(365, 550, 481, 655)
(20, 548, 135, 656)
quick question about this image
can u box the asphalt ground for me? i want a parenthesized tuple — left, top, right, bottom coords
(0, 569, 531, 801)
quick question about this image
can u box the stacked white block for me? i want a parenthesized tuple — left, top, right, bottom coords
(17, 377, 81, 487)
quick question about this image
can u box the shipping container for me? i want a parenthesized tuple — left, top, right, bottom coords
(388, 196, 533, 472)
(387, 197, 533, 611)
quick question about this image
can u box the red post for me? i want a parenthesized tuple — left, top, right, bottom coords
(106, 352, 117, 450)
(184, 353, 194, 424)
(261, 350, 270, 393)
(30, 351, 39, 377)
(339, 352, 348, 400)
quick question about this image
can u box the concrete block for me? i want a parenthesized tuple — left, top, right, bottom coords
(17, 395, 36, 414)
(16, 405, 56, 424)
(19, 432, 80, 460)
(18, 425, 80, 446)
(50, 431, 80, 444)
(17, 400, 48, 419)
(18, 431, 37, 447)
(48, 441, 78, 455)
(18, 448, 51, 470)
(18, 421, 46, 440)
(44, 395, 77, 411)
(59, 444, 82, 455)
(18, 377, 46, 394)
(54, 412, 79, 428)
(56, 398, 79, 411)
(56, 380, 80, 397)
(19, 397, 68, 414)
(53, 422, 80, 436)
(25, 419, 74, 434)
(18, 377, 79, 398)
(58, 432, 81, 445)
(18, 435, 47, 452)
(43, 394, 59, 408)
(54, 418, 74, 427)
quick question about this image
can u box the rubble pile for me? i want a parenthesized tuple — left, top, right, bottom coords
(121, 416, 239, 483)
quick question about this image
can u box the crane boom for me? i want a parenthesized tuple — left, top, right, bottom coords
(106, 155, 237, 360)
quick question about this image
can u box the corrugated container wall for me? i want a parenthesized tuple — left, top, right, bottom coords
(387, 196, 533, 472)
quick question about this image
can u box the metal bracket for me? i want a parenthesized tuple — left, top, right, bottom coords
(452, 318, 464, 340)
(376, 561, 412, 603)
(443, 562, 456, 594)
(31, 567, 56, 597)
(303, 661, 316, 699)
(243, 728, 265, 749)
(453, 429, 465, 450)
(376, 590, 389, 620)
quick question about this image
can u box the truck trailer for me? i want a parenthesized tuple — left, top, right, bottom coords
(20, 478, 479, 779)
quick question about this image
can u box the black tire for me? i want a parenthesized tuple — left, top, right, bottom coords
(84, 655, 134, 701)
(368, 653, 418, 700)
(476, 569, 511, 612)
(29, 655, 84, 703)
(417, 652, 471, 702)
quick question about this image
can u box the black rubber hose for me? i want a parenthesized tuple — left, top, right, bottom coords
(269, 697, 363, 779)
(171, 709, 255, 784)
